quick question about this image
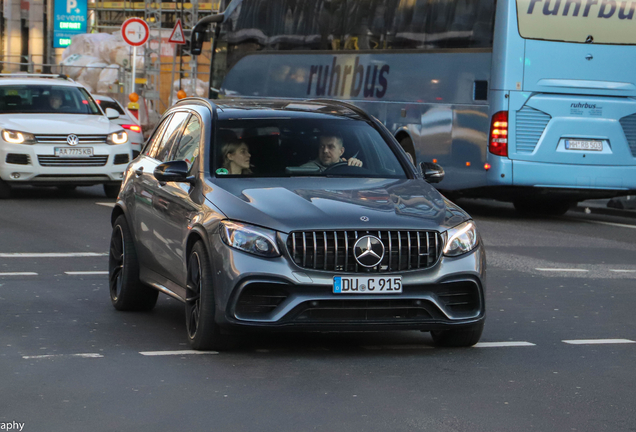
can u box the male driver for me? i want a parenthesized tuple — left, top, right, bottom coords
(49, 91, 63, 110)
(301, 135, 363, 171)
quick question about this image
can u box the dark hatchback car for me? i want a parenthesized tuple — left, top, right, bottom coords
(109, 98, 486, 350)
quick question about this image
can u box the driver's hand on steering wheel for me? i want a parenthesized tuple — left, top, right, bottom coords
(342, 157, 363, 167)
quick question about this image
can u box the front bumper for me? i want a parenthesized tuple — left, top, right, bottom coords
(0, 141, 132, 185)
(209, 236, 486, 332)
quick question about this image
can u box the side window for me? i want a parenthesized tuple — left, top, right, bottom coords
(170, 115, 202, 171)
(154, 112, 190, 162)
(144, 114, 173, 158)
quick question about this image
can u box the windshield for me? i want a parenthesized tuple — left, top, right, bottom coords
(213, 117, 407, 178)
(516, 0, 636, 45)
(95, 99, 125, 115)
(0, 85, 101, 114)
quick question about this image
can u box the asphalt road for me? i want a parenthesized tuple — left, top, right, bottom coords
(1, 186, 635, 432)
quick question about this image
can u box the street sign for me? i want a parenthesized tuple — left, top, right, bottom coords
(121, 18, 150, 47)
(53, 0, 88, 48)
(168, 19, 186, 44)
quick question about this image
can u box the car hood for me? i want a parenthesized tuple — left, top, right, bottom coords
(0, 114, 114, 134)
(205, 178, 470, 233)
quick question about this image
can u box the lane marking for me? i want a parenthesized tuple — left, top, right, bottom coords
(65, 271, 108, 275)
(0, 252, 107, 258)
(139, 350, 218, 356)
(474, 341, 536, 348)
(96, 202, 116, 208)
(584, 220, 636, 230)
(23, 353, 104, 359)
(535, 268, 589, 272)
(0, 272, 38, 276)
(563, 339, 635, 345)
(609, 269, 636, 273)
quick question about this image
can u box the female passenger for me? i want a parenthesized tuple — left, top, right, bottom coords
(221, 141, 252, 175)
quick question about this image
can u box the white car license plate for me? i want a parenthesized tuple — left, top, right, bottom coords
(333, 276, 402, 294)
(565, 140, 603, 151)
(54, 147, 94, 157)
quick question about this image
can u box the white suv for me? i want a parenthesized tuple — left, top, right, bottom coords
(0, 74, 133, 199)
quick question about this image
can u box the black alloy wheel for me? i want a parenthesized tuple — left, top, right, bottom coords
(109, 215, 158, 311)
(186, 241, 226, 350)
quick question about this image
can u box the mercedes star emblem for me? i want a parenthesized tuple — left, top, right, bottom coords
(353, 235, 385, 268)
(67, 134, 79, 146)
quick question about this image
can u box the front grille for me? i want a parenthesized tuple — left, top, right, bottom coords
(6, 153, 30, 165)
(287, 230, 442, 273)
(294, 299, 436, 323)
(236, 284, 289, 318)
(34, 134, 108, 145)
(38, 155, 109, 167)
(114, 154, 129, 165)
(619, 113, 636, 157)
(515, 106, 551, 153)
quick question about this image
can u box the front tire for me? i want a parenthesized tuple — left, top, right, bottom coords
(104, 183, 121, 199)
(186, 241, 226, 350)
(431, 322, 484, 347)
(109, 215, 158, 311)
(0, 179, 11, 199)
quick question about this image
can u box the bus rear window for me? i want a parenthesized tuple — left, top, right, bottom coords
(517, 0, 636, 45)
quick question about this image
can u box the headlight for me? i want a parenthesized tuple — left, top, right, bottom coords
(220, 221, 280, 258)
(108, 130, 128, 145)
(443, 221, 478, 257)
(2, 129, 35, 144)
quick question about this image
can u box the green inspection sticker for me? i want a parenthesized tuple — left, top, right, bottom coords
(216, 168, 229, 175)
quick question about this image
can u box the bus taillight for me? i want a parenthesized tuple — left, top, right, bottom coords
(489, 111, 508, 157)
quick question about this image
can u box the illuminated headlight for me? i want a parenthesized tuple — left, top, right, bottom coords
(220, 221, 280, 258)
(108, 131, 128, 145)
(443, 221, 479, 257)
(2, 129, 35, 144)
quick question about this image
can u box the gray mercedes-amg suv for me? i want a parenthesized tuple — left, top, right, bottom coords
(109, 98, 486, 350)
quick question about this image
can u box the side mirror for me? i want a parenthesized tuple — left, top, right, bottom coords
(105, 108, 120, 120)
(421, 162, 445, 184)
(154, 161, 195, 184)
(190, 13, 225, 55)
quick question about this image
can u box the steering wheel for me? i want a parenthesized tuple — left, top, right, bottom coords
(323, 161, 350, 171)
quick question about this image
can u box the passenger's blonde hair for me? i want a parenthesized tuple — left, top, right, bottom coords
(221, 141, 252, 174)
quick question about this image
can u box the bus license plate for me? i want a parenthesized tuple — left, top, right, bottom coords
(565, 140, 603, 151)
(54, 147, 94, 157)
(333, 276, 402, 294)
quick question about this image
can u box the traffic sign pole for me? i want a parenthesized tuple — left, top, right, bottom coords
(131, 46, 137, 95)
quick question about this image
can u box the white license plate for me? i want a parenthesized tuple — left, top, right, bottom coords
(54, 147, 94, 157)
(333, 276, 402, 294)
(565, 140, 603, 151)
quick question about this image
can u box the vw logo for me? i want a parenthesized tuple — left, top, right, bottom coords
(67, 134, 79, 146)
(360, 216, 369, 222)
(353, 235, 385, 268)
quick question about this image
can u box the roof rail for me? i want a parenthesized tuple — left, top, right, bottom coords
(0, 73, 75, 82)
(306, 99, 373, 122)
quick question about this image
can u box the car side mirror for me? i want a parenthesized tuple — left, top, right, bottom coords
(421, 162, 445, 183)
(105, 108, 120, 120)
(154, 161, 195, 184)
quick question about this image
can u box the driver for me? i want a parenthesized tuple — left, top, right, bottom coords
(49, 91, 63, 110)
(301, 135, 363, 171)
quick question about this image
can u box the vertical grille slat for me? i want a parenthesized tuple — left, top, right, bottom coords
(288, 230, 442, 273)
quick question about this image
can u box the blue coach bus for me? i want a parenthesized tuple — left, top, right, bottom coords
(193, 0, 636, 214)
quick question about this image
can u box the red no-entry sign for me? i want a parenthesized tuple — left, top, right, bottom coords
(121, 18, 149, 47)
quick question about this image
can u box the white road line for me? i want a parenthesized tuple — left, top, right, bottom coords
(563, 339, 635, 345)
(139, 350, 218, 356)
(0, 272, 38, 276)
(474, 342, 536, 348)
(609, 269, 636, 273)
(96, 202, 116, 208)
(23, 353, 104, 359)
(0, 252, 107, 258)
(584, 220, 636, 229)
(64, 271, 108, 275)
(535, 268, 589, 272)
